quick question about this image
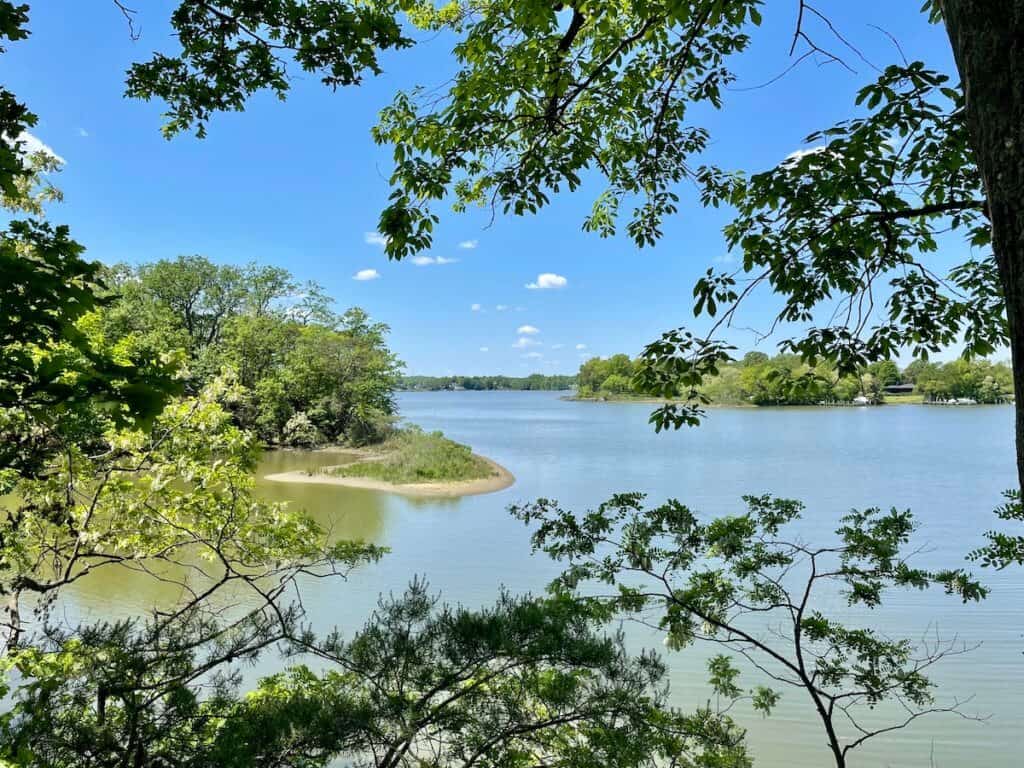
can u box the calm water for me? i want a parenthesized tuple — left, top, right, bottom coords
(73, 393, 1024, 766)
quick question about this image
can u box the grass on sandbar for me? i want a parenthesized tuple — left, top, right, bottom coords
(329, 427, 495, 484)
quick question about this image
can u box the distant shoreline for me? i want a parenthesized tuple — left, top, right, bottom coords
(563, 394, 1011, 407)
(264, 454, 515, 498)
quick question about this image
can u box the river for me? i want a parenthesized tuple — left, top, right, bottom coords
(77, 392, 1024, 766)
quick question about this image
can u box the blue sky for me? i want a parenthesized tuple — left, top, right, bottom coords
(6, 2, 966, 375)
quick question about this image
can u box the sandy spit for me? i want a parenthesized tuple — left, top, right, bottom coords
(263, 456, 515, 498)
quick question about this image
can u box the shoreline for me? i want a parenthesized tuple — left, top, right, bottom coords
(263, 455, 515, 498)
(562, 395, 1011, 407)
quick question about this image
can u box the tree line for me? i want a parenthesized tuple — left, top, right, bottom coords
(401, 373, 576, 391)
(578, 352, 1013, 405)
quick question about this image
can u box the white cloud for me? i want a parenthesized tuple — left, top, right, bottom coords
(782, 145, 843, 169)
(471, 303, 482, 312)
(412, 255, 458, 266)
(575, 343, 587, 350)
(551, 343, 564, 350)
(78, 128, 89, 137)
(496, 304, 509, 312)
(513, 336, 540, 349)
(526, 273, 567, 290)
(353, 268, 381, 281)
(517, 324, 540, 335)
(783, 145, 826, 163)
(458, 240, 479, 250)
(364, 232, 389, 248)
(713, 252, 737, 265)
(10, 131, 64, 164)
(479, 346, 489, 352)
(522, 351, 543, 359)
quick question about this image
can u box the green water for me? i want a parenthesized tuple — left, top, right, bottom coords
(77, 392, 1024, 766)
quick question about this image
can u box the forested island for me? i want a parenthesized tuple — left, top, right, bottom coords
(573, 352, 1013, 405)
(97, 255, 404, 446)
(87, 255, 514, 489)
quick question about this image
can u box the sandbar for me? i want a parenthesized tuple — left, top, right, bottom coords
(263, 455, 515, 498)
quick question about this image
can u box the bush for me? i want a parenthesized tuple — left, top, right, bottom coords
(281, 412, 325, 448)
(330, 427, 495, 483)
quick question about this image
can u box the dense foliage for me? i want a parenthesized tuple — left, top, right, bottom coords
(577, 351, 1013, 405)
(100, 256, 404, 446)
(401, 373, 576, 391)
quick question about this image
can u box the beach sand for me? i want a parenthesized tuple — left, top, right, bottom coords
(263, 455, 515, 498)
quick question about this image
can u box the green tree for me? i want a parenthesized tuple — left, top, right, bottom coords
(135, 255, 248, 352)
(512, 493, 986, 768)
(2, 583, 749, 768)
(577, 356, 610, 394)
(868, 360, 901, 388)
(901, 359, 933, 384)
(599, 373, 633, 395)
(739, 351, 768, 368)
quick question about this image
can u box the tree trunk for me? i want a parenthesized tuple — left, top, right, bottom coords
(2, 589, 21, 651)
(941, 1, 1024, 492)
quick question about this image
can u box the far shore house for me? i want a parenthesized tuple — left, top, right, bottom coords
(882, 383, 915, 395)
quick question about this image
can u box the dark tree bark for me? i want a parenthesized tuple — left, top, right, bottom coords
(941, 1, 1024, 491)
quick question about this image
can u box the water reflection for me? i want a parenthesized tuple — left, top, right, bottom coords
(254, 449, 389, 545)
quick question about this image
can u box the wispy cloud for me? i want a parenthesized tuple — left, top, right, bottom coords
(353, 268, 381, 281)
(575, 343, 587, 350)
(458, 240, 479, 250)
(517, 324, 540, 335)
(411, 255, 458, 266)
(471, 303, 482, 312)
(364, 232, 389, 248)
(10, 131, 65, 164)
(526, 273, 567, 290)
(496, 304, 509, 312)
(713, 252, 737, 265)
(513, 336, 540, 349)
(479, 346, 489, 352)
(782, 145, 840, 168)
(522, 351, 543, 359)
(551, 343, 564, 350)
